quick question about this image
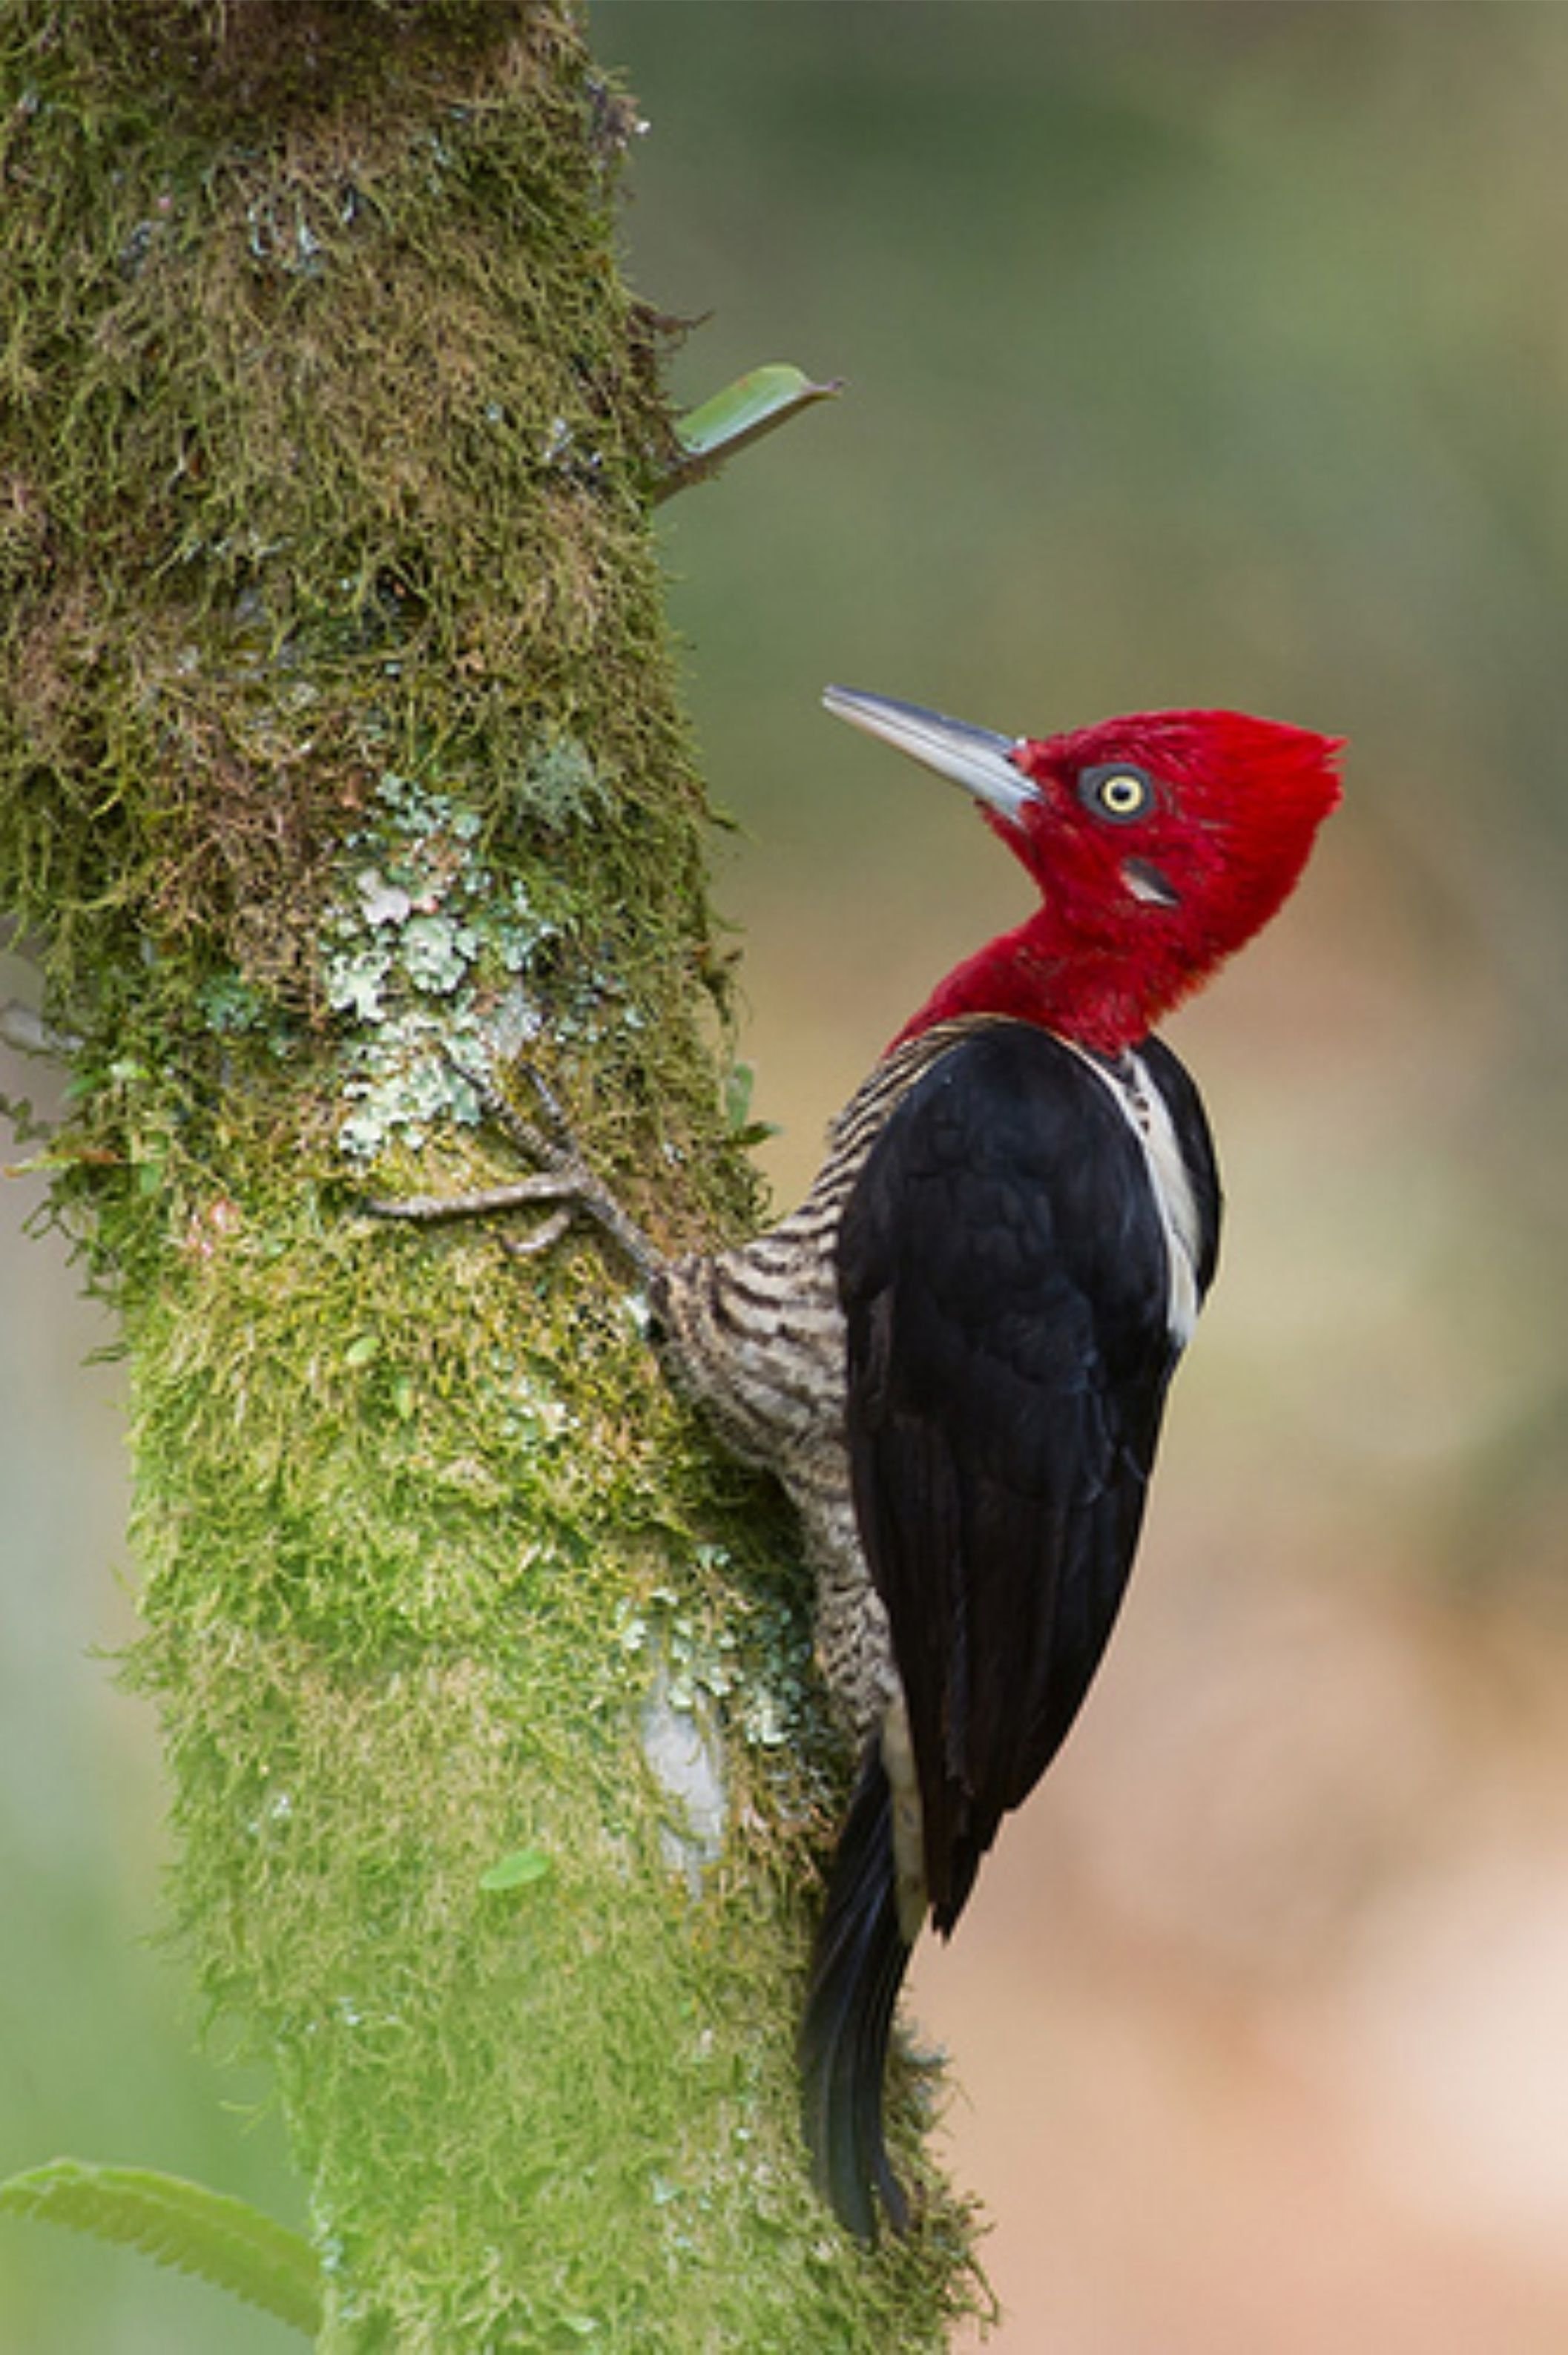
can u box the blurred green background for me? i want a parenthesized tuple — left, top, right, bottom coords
(5, 4, 1568, 2345)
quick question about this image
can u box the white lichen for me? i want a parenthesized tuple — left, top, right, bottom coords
(324, 765, 566, 1163)
(639, 1644, 728, 1894)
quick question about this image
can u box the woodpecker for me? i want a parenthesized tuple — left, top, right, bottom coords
(372, 686, 1342, 2241)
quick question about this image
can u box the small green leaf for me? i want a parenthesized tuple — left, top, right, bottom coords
(344, 1332, 379, 1368)
(0, 2160, 322, 2336)
(724, 1058, 755, 1131)
(724, 1061, 780, 1148)
(673, 363, 839, 458)
(479, 1846, 552, 1891)
(656, 363, 841, 500)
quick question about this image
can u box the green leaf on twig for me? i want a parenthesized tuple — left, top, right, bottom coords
(656, 364, 842, 500)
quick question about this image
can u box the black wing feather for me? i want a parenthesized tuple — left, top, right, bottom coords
(838, 1021, 1217, 1933)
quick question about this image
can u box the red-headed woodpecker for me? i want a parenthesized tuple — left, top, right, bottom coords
(372, 687, 1342, 2241)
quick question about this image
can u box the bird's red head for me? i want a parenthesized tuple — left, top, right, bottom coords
(823, 689, 1343, 1056)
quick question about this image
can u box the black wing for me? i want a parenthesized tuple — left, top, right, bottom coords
(837, 1021, 1219, 1934)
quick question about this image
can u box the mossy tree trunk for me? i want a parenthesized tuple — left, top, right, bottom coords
(0, 4, 978, 2347)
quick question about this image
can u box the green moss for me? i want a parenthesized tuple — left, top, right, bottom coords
(122, 1199, 981, 2346)
(0, 0, 708, 1191)
(0, 3, 984, 2344)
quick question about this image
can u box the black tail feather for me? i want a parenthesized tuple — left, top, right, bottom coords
(798, 1741, 916, 2241)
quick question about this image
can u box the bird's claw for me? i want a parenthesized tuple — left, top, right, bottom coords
(438, 1052, 567, 1168)
(498, 1205, 576, 1260)
(365, 1056, 662, 1283)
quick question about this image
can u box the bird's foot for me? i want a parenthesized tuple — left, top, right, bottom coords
(364, 1059, 662, 1284)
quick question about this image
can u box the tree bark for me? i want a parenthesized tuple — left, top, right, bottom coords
(0, 3, 979, 2345)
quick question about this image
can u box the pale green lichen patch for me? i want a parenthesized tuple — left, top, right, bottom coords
(518, 733, 616, 830)
(323, 763, 566, 1161)
(619, 1548, 825, 1781)
(640, 1644, 731, 1888)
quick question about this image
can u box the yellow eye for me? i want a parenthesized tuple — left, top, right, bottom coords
(1078, 762, 1153, 823)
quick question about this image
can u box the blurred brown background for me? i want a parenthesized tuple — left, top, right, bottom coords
(5, 4, 1568, 2345)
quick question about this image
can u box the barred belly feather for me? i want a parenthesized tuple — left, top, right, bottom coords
(649, 1021, 978, 1739)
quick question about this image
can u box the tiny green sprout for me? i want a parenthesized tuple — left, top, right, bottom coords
(725, 1061, 781, 1149)
(478, 1848, 552, 1892)
(343, 1334, 379, 1368)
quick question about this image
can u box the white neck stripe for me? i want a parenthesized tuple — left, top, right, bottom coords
(1059, 1041, 1203, 1348)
